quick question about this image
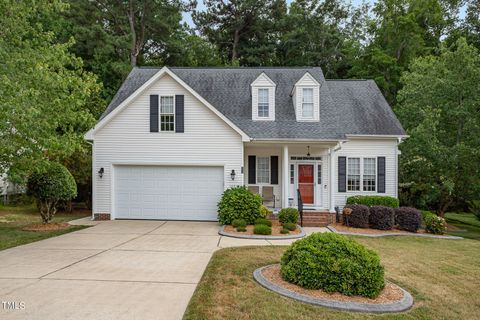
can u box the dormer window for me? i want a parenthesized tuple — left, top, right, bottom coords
(302, 88, 314, 118)
(292, 72, 320, 122)
(251, 72, 275, 121)
(258, 88, 269, 118)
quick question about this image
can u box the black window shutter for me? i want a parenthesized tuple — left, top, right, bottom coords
(175, 95, 184, 133)
(377, 157, 386, 193)
(270, 156, 278, 184)
(338, 156, 346, 192)
(150, 95, 159, 132)
(248, 156, 256, 184)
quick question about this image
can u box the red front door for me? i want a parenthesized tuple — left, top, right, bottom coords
(298, 164, 314, 204)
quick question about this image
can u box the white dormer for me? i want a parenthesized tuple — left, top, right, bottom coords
(292, 72, 320, 122)
(251, 73, 276, 121)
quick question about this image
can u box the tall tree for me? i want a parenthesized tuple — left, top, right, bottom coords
(61, 0, 187, 100)
(0, 0, 101, 183)
(193, 0, 287, 65)
(349, 0, 455, 104)
(396, 38, 480, 216)
(277, 0, 352, 77)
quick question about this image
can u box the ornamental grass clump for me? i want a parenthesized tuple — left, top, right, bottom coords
(254, 218, 272, 227)
(253, 224, 272, 235)
(281, 233, 385, 298)
(278, 208, 299, 224)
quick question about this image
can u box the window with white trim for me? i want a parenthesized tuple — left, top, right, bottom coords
(302, 88, 314, 118)
(347, 158, 361, 191)
(258, 88, 269, 118)
(257, 157, 270, 184)
(160, 96, 174, 132)
(363, 158, 376, 191)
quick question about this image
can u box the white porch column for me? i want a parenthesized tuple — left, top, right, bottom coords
(282, 145, 289, 208)
(329, 147, 335, 212)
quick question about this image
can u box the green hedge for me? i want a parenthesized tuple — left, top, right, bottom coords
(281, 233, 385, 298)
(217, 186, 262, 225)
(278, 208, 299, 224)
(346, 195, 399, 208)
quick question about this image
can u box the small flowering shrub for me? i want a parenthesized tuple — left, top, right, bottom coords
(424, 212, 447, 235)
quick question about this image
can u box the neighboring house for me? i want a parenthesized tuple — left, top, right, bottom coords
(85, 67, 406, 221)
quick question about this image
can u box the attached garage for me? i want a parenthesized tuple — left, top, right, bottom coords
(114, 165, 224, 221)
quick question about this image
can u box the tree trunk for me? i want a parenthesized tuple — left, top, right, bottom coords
(232, 29, 240, 62)
(128, 0, 137, 67)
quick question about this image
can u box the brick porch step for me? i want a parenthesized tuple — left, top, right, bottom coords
(269, 211, 335, 227)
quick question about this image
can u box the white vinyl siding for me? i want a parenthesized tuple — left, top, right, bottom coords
(258, 88, 269, 118)
(160, 96, 174, 131)
(93, 74, 244, 218)
(257, 156, 270, 184)
(333, 139, 399, 209)
(302, 88, 314, 118)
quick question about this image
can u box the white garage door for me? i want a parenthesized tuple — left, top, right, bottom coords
(114, 165, 224, 220)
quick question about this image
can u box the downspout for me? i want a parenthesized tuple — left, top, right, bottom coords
(395, 137, 403, 199)
(86, 140, 95, 221)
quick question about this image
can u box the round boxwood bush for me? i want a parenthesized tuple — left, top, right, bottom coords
(27, 162, 77, 223)
(281, 233, 385, 298)
(253, 224, 272, 235)
(232, 219, 247, 228)
(343, 204, 369, 228)
(282, 222, 296, 231)
(254, 218, 272, 227)
(395, 207, 421, 232)
(369, 206, 395, 230)
(280, 228, 289, 234)
(278, 208, 299, 224)
(236, 226, 247, 232)
(217, 186, 262, 224)
(259, 205, 271, 218)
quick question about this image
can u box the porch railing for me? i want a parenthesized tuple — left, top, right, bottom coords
(297, 189, 303, 227)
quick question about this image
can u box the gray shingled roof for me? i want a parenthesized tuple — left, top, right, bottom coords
(100, 67, 405, 140)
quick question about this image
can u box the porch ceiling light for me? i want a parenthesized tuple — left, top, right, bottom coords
(98, 167, 104, 179)
(230, 169, 236, 181)
(307, 146, 311, 157)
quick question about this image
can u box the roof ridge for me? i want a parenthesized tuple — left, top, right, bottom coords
(137, 66, 320, 70)
(325, 79, 370, 81)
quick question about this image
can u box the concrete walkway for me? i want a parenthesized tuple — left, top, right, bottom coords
(0, 219, 327, 320)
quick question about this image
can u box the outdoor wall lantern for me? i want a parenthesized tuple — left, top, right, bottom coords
(307, 146, 311, 157)
(230, 169, 236, 181)
(98, 167, 104, 179)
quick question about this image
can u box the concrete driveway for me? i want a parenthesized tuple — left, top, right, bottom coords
(0, 219, 326, 320)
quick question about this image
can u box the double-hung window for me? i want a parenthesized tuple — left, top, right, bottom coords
(347, 158, 361, 191)
(347, 157, 377, 192)
(302, 88, 314, 118)
(160, 96, 174, 132)
(363, 158, 376, 191)
(258, 88, 269, 118)
(257, 157, 270, 184)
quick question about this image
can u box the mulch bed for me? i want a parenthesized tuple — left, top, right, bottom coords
(224, 220, 301, 236)
(22, 223, 71, 232)
(262, 264, 404, 305)
(331, 223, 427, 235)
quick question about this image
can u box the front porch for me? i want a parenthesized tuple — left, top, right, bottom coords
(243, 141, 340, 217)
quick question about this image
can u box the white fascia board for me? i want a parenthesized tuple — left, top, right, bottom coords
(345, 134, 409, 140)
(88, 67, 250, 142)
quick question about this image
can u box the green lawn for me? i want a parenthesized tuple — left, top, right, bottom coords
(0, 203, 90, 250)
(445, 212, 480, 240)
(184, 236, 480, 320)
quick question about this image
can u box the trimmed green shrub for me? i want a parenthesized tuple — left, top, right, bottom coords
(278, 208, 299, 224)
(255, 218, 272, 227)
(369, 206, 395, 230)
(281, 233, 385, 298)
(343, 204, 369, 228)
(468, 200, 480, 221)
(346, 195, 399, 208)
(27, 162, 77, 223)
(283, 222, 297, 231)
(217, 186, 262, 224)
(259, 205, 271, 219)
(232, 219, 247, 228)
(424, 212, 447, 235)
(236, 226, 247, 232)
(395, 207, 421, 232)
(253, 224, 272, 235)
(280, 228, 289, 234)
